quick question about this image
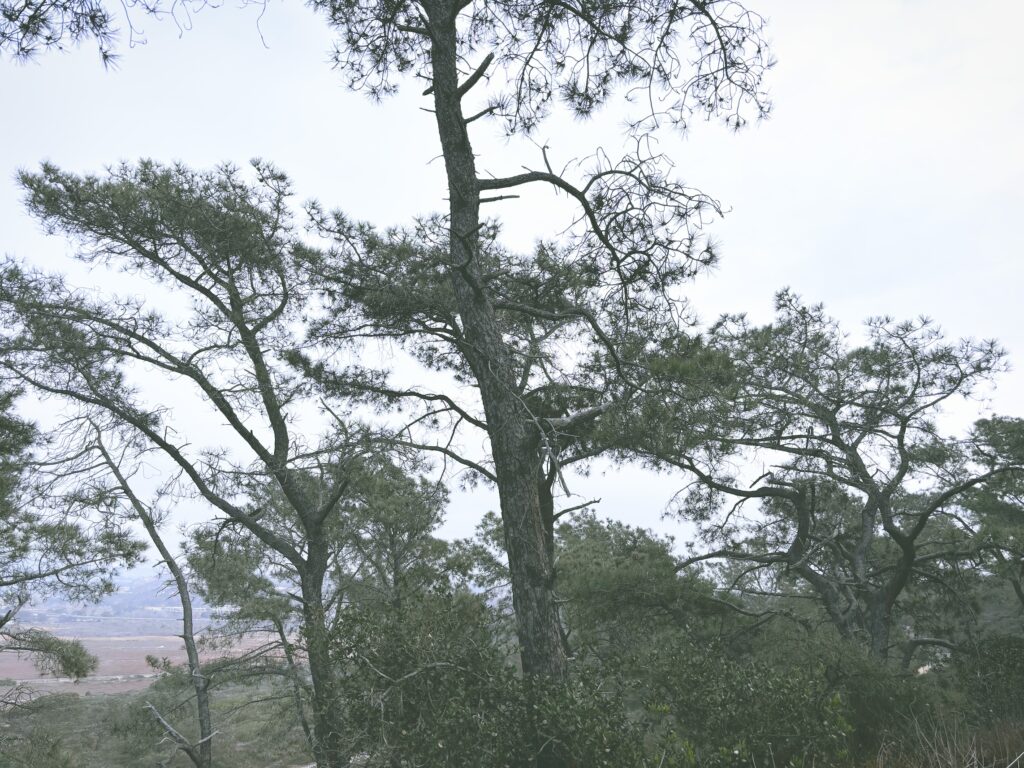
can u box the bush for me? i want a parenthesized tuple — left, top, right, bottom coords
(823, 646, 941, 759)
(636, 636, 852, 767)
(601, 625, 964, 768)
(336, 589, 651, 767)
(954, 634, 1024, 724)
(1, 729, 78, 768)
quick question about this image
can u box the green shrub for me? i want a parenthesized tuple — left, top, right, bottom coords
(638, 637, 852, 767)
(954, 634, 1024, 724)
(336, 589, 652, 766)
(830, 651, 940, 757)
(0, 729, 78, 768)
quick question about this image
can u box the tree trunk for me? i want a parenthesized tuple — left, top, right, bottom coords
(423, 7, 568, 765)
(148, 524, 214, 768)
(425, 1, 567, 686)
(102, 447, 214, 768)
(300, 553, 347, 768)
(866, 597, 892, 660)
(274, 617, 314, 750)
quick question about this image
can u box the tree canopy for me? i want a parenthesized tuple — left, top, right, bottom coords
(619, 291, 1023, 659)
(0, 384, 142, 701)
(0, 160, 387, 766)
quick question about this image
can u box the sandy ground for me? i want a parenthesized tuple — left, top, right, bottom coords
(0, 634, 188, 694)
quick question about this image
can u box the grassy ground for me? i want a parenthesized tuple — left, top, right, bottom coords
(0, 680, 312, 768)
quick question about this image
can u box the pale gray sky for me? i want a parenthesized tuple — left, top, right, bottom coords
(2, 0, 1022, 543)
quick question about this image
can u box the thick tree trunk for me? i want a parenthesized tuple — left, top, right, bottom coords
(866, 598, 892, 660)
(425, 2, 567, 687)
(423, 6, 568, 765)
(300, 552, 347, 768)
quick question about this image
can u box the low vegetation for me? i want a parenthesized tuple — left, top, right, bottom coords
(1, 684, 310, 768)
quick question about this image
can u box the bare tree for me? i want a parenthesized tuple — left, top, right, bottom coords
(81, 425, 216, 768)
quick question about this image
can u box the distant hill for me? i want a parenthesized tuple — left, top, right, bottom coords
(15, 566, 213, 638)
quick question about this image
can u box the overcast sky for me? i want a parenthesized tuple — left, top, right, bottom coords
(2, 0, 1022, 544)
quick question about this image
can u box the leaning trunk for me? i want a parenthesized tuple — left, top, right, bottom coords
(104, 448, 215, 768)
(274, 617, 314, 750)
(157, 538, 214, 768)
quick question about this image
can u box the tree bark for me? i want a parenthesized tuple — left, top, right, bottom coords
(151, 528, 214, 768)
(424, 1, 567, 686)
(300, 542, 347, 768)
(866, 598, 892, 660)
(422, 6, 568, 765)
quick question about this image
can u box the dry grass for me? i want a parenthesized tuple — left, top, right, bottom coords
(871, 717, 1024, 768)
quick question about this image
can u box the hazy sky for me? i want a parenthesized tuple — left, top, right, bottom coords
(2, 0, 1022, 543)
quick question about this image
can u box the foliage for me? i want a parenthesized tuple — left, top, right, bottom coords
(301, 0, 777, 717)
(0, 387, 32, 510)
(4, 3, 1024, 767)
(0, 159, 401, 767)
(337, 587, 653, 767)
(953, 634, 1024, 725)
(0, 385, 142, 615)
(0, 727, 79, 768)
(0, 684, 312, 768)
(961, 418, 1024, 616)
(338, 588, 517, 764)
(620, 291, 1021, 659)
(0, 0, 117, 62)
(0, 630, 97, 680)
(187, 456, 472, 764)
(0, 385, 141, 690)
(552, 515, 974, 767)
(557, 513, 717, 635)
(639, 636, 849, 766)
(187, 455, 453, 644)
